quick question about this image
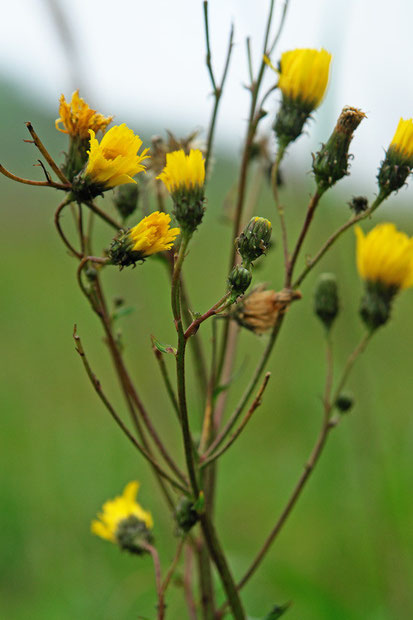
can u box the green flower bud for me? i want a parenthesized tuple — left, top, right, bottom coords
(312, 106, 366, 192)
(62, 135, 90, 182)
(175, 496, 199, 533)
(335, 392, 354, 413)
(237, 217, 272, 264)
(228, 265, 252, 299)
(116, 515, 153, 555)
(274, 97, 313, 150)
(314, 273, 339, 330)
(348, 195, 368, 215)
(359, 281, 397, 331)
(113, 184, 139, 221)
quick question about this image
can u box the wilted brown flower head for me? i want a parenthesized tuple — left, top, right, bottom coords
(148, 130, 205, 176)
(233, 285, 302, 334)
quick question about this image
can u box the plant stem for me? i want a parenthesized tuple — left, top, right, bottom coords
(161, 537, 185, 596)
(143, 542, 165, 620)
(25, 121, 70, 184)
(200, 372, 271, 468)
(184, 293, 231, 339)
(0, 163, 70, 189)
(85, 200, 122, 230)
(152, 345, 181, 422)
(293, 194, 384, 288)
(54, 196, 83, 259)
(271, 147, 289, 271)
(73, 327, 187, 494)
(233, 332, 372, 594)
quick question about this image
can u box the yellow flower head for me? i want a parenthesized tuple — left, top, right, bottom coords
(389, 118, 413, 162)
(355, 223, 413, 290)
(85, 124, 150, 189)
(130, 211, 180, 256)
(91, 481, 153, 544)
(157, 149, 205, 195)
(269, 48, 332, 109)
(55, 90, 113, 139)
(108, 211, 180, 268)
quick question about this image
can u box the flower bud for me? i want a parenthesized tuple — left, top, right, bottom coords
(335, 392, 354, 413)
(377, 118, 413, 197)
(314, 273, 339, 330)
(116, 515, 153, 555)
(237, 217, 272, 265)
(228, 265, 252, 300)
(233, 285, 301, 334)
(348, 196, 368, 215)
(175, 496, 199, 533)
(359, 281, 396, 331)
(113, 184, 139, 221)
(312, 106, 366, 192)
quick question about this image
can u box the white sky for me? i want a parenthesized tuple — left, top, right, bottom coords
(1, 0, 413, 193)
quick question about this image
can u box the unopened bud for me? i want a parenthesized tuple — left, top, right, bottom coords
(116, 515, 153, 555)
(175, 496, 199, 533)
(335, 392, 354, 413)
(359, 281, 396, 331)
(228, 265, 252, 300)
(314, 273, 339, 330)
(237, 217, 272, 265)
(113, 184, 139, 221)
(349, 196, 368, 215)
(312, 107, 366, 192)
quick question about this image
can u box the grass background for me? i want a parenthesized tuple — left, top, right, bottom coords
(1, 82, 413, 619)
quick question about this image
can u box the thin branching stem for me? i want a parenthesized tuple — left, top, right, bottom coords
(73, 326, 188, 495)
(55, 196, 83, 259)
(200, 373, 271, 467)
(25, 121, 70, 184)
(0, 163, 70, 189)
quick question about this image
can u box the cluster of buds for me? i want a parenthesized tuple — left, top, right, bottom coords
(228, 217, 272, 301)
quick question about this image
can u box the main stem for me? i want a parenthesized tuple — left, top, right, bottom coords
(172, 236, 246, 619)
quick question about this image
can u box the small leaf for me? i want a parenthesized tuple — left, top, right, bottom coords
(151, 335, 177, 356)
(112, 306, 134, 321)
(193, 491, 205, 514)
(263, 602, 292, 619)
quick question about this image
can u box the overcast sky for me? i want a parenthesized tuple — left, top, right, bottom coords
(1, 0, 413, 194)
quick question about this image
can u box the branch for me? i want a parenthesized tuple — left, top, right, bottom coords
(200, 372, 271, 467)
(0, 163, 70, 190)
(73, 325, 189, 495)
(25, 121, 70, 185)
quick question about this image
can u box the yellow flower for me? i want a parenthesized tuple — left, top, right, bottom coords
(355, 223, 413, 290)
(85, 124, 150, 189)
(55, 90, 113, 139)
(157, 149, 205, 194)
(267, 48, 331, 109)
(130, 211, 180, 256)
(91, 481, 153, 543)
(108, 211, 180, 267)
(389, 118, 413, 161)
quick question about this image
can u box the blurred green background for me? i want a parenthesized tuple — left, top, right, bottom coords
(1, 83, 413, 620)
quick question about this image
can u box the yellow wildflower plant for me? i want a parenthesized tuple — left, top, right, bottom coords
(85, 124, 150, 189)
(355, 223, 413, 290)
(55, 90, 113, 139)
(109, 211, 180, 267)
(91, 481, 153, 550)
(157, 149, 206, 234)
(157, 148, 205, 195)
(356, 223, 413, 330)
